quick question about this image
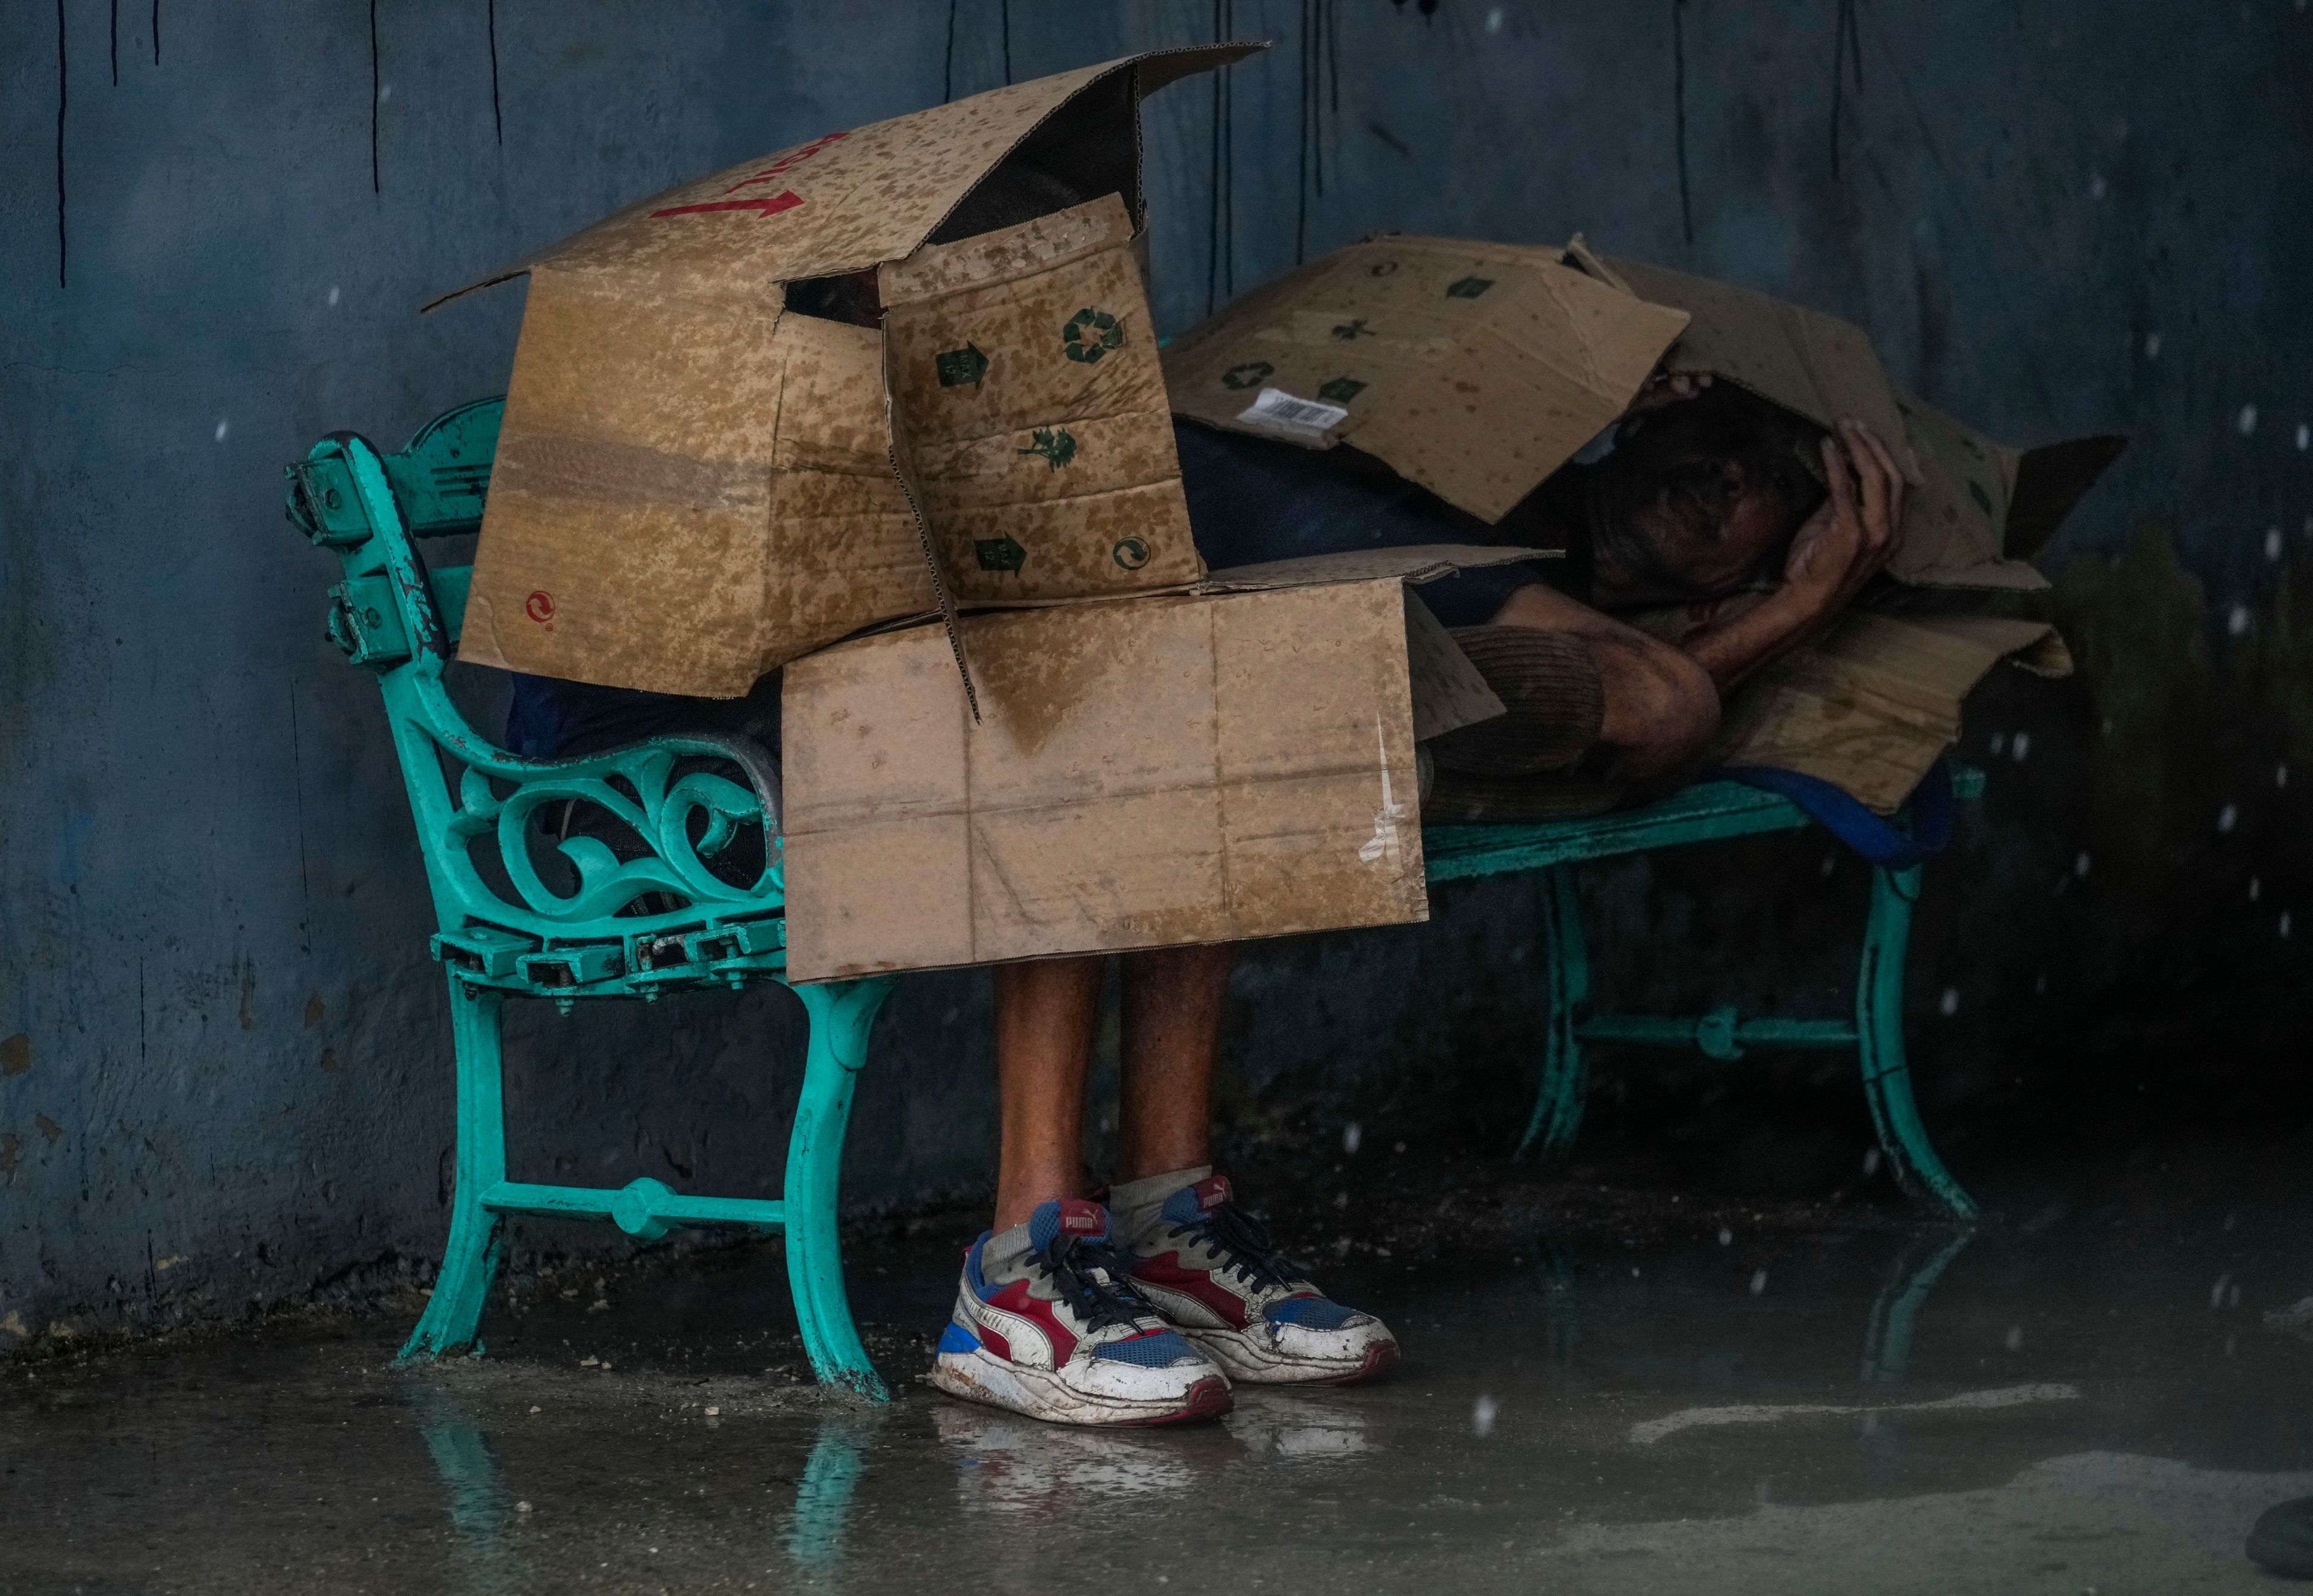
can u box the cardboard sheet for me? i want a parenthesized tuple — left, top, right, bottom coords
(1163, 236, 1690, 523)
(781, 579, 1434, 980)
(1713, 611, 2070, 813)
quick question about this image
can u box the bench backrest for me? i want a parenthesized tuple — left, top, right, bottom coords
(286, 403, 787, 987)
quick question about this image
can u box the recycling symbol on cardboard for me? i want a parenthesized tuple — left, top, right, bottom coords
(1062, 308, 1124, 364)
(1220, 361, 1275, 391)
(1017, 426, 1078, 470)
(1112, 538, 1152, 570)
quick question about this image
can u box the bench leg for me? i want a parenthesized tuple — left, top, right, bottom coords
(400, 978, 509, 1361)
(1517, 865, 1592, 1161)
(1855, 865, 1979, 1220)
(784, 977, 896, 1400)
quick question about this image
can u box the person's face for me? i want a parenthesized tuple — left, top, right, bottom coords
(1612, 447, 1794, 596)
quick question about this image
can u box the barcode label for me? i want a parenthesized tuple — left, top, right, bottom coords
(1235, 387, 1349, 440)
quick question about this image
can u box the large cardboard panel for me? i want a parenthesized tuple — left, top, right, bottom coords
(461, 275, 932, 696)
(448, 46, 1258, 694)
(431, 47, 1259, 306)
(1605, 255, 1921, 483)
(1714, 611, 2068, 813)
(781, 578, 1433, 980)
(1164, 237, 1689, 523)
(879, 195, 1199, 605)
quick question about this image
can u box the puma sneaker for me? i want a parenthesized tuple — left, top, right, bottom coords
(1111, 1170, 1399, 1385)
(929, 1197, 1232, 1427)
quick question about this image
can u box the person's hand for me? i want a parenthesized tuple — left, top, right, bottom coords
(1779, 419, 1903, 616)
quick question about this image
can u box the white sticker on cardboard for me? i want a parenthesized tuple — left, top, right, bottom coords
(1237, 387, 1349, 441)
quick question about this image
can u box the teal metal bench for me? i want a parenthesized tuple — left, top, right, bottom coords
(1425, 773, 1984, 1220)
(287, 401, 894, 1397)
(288, 399, 1979, 1398)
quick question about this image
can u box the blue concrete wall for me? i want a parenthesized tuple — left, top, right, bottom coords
(4, 1, 2310, 1342)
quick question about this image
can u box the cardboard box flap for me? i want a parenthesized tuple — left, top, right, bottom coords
(1716, 609, 2063, 813)
(425, 45, 1262, 311)
(879, 195, 1199, 607)
(1894, 391, 2126, 585)
(1163, 237, 1689, 523)
(2003, 432, 2128, 560)
(1194, 542, 1551, 593)
(1605, 254, 1920, 484)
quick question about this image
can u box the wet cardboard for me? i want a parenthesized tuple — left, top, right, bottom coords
(1892, 392, 2127, 587)
(439, 46, 1258, 696)
(878, 194, 1200, 606)
(1600, 252, 2122, 589)
(1162, 236, 1692, 523)
(779, 546, 1540, 981)
(1707, 606, 2071, 814)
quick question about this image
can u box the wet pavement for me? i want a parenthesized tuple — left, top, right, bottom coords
(4, 1132, 2309, 1594)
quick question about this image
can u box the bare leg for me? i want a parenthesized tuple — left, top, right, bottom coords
(992, 955, 1103, 1231)
(1116, 943, 1237, 1185)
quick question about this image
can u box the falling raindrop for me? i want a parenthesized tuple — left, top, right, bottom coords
(1861, 1148, 1882, 1176)
(1392, 1141, 1406, 1155)
(2268, 528, 2286, 561)
(2218, 803, 2238, 833)
(1749, 1270, 1768, 1297)
(2211, 1273, 2231, 1309)
(1717, 1227, 1733, 1246)
(2088, 173, 2107, 200)
(2005, 1325, 2023, 1351)
(2074, 852, 2092, 877)
(2238, 403, 2260, 436)
(1820, 854, 1836, 877)
(1990, 731, 2007, 755)
(1472, 1394, 1499, 1436)
(2224, 1211, 2238, 1232)
(2299, 423, 2311, 451)
(2282, 912, 2294, 938)
(2277, 764, 2290, 788)
(213, 419, 229, 442)
(1631, 1266, 1640, 1278)
(2229, 1283, 2242, 1309)
(2229, 604, 2252, 637)
(1342, 1121, 1361, 1155)
(327, 285, 341, 306)
(2250, 877, 2262, 902)
(1938, 987, 1960, 1017)
(2011, 731, 2032, 762)
(2034, 971, 2048, 994)
(1485, 5, 1503, 30)
(378, 81, 393, 101)
(2144, 331, 2161, 358)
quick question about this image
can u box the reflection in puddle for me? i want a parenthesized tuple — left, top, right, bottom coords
(786, 1412, 882, 1573)
(934, 1404, 1204, 1518)
(403, 1382, 522, 1596)
(1225, 1391, 1372, 1460)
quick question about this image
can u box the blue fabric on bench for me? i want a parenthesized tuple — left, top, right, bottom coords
(1714, 758, 1956, 870)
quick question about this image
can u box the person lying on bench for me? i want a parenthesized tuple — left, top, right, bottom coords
(501, 330, 1908, 1432)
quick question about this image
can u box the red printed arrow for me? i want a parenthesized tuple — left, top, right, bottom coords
(649, 189, 804, 220)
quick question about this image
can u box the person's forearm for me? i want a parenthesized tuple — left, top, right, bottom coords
(1676, 587, 1839, 690)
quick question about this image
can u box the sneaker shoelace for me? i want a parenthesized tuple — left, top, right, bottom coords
(1034, 1232, 1158, 1335)
(1167, 1200, 1302, 1295)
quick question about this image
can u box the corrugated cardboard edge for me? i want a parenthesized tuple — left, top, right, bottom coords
(415, 43, 1266, 316)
